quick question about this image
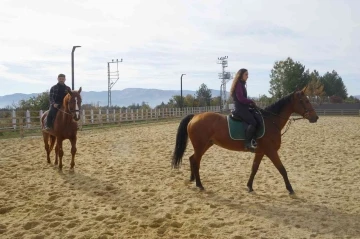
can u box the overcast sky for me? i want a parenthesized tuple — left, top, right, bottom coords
(0, 0, 359, 98)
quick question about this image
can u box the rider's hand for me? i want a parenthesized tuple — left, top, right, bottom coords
(53, 104, 59, 108)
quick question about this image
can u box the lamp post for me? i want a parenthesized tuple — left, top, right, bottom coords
(180, 74, 186, 110)
(71, 46, 81, 90)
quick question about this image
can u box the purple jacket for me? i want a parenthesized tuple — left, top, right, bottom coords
(235, 81, 253, 105)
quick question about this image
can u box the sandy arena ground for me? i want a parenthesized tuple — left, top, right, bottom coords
(0, 116, 360, 239)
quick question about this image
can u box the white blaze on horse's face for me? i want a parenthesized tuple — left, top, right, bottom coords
(75, 97, 79, 119)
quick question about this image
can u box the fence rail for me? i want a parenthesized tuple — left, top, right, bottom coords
(0, 106, 221, 134)
(0, 107, 359, 137)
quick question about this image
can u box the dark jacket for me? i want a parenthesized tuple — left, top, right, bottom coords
(49, 83, 71, 105)
(233, 80, 253, 106)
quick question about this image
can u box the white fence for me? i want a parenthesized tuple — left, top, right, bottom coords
(0, 106, 359, 137)
(0, 106, 220, 133)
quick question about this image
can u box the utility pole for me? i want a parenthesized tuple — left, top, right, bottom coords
(180, 74, 186, 110)
(107, 58, 123, 108)
(71, 46, 81, 90)
(217, 56, 232, 111)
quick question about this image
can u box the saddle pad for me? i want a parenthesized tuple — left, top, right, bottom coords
(226, 115, 265, 140)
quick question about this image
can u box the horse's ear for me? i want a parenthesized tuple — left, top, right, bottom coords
(78, 87, 82, 93)
(301, 85, 308, 95)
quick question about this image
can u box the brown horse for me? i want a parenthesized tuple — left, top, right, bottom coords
(171, 88, 318, 194)
(41, 87, 82, 170)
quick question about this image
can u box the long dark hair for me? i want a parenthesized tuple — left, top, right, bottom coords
(230, 68, 248, 97)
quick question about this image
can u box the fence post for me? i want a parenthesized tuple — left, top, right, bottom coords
(82, 109, 86, 124)
(26, 110, 31, 128)
(136, 109, 139, 120)
(119, 109, 122, 124)
(113, 109, 116, 122)
(125, 109, 128, 121)
(12, 110, 16, 130)
(19, 115, 24, 138)
(39, 110, 43, 127)
(131, 109, 134, 122)
(90, 109, 94, 123)
(99, 109, 102, 125)
(141, 109, 144, 120)
(106, 109, 109, 122)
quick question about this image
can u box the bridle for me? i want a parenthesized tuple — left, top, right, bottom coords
(55, 96, 81, 117)
(256, 92, 314, 136)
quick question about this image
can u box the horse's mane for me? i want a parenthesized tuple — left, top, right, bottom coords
(63, 93, 71, 105)
(260, 92, 294, 116)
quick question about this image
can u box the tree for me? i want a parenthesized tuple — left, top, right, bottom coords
(196, 83, 212, 106)
(269, 57, 310, 98)
(18, 91, 50, 111)
(320, 70, 347, 99)
(210, 96, 221, 106)
(305, 70, 325, 104)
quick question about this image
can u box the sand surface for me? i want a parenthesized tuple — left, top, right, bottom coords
(0, 116, 360, 239)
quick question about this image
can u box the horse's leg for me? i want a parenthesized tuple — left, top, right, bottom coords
(247, 153, 264, 192)
(189, 155, 195, 182)
(42, 132, 51, 163)
(70, 136, 77, 169)
(266, 150, 294, 194)
(58, 138, 64, 170)
(54, 142, 59, 165)
(191, 142, 213, 190)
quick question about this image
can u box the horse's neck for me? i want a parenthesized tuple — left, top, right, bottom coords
(275, 103, 294, 130)
(59, 102, 73, 124)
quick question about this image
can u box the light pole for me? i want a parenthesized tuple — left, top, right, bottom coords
(180, 74, 186, 110)
(71, 46, 81, 90)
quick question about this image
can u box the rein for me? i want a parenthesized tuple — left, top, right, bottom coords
(255, 107, 305, 136)
(55, 107, 73, 116)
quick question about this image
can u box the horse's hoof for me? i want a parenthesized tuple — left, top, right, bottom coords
(289, 190, 295, 195)
(198, 186, 205, 191)
(248, 188, 254, 193)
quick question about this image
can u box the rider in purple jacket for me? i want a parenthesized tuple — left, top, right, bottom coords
(230, 68, 258, 150)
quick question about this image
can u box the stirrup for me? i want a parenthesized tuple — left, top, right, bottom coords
(251, 139, 257, 148)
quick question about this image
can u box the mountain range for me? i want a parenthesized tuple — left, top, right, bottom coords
(0, 89, 359, 109)
(0, 88, 226, 108)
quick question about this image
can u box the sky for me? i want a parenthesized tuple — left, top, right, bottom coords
(0, 0, 359, 98)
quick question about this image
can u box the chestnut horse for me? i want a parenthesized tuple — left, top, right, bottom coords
(41, 87, 82, 170)
(171, 88, 318, 194)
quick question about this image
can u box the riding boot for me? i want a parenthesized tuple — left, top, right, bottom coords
(245, 125, 257, 150)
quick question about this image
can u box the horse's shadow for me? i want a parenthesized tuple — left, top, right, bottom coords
(204, 190, 360, 237)
(54, 167, 129, 207)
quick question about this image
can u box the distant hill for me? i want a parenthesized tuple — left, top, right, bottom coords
(0, 88, 227, 108)
(355, 95, 360, 100)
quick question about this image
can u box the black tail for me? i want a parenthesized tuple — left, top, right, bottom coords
(171, 114, 195, 168)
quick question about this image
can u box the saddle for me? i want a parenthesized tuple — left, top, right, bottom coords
(226, 110, 265, 140)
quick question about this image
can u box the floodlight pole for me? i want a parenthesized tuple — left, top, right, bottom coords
(71, 46, 81, 90)
(180, 74, 186, 110)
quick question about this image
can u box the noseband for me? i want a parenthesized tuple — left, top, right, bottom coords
(298, 93, 315, 119)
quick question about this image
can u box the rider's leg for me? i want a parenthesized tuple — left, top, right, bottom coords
(45, 105, 58, 129)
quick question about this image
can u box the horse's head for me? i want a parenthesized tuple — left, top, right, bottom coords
(67, 87, 82, 121)
(292, 86, 318, 123)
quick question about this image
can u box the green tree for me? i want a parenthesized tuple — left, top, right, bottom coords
(196, 83, 212, 106)
(18, 91, 50, 111)
(210, 96, 221, 106)
(320, 70, 347, 99)
(269, 57, 310, 98)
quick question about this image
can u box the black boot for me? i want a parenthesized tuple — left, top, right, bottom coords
(245, 125, 257, 150)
